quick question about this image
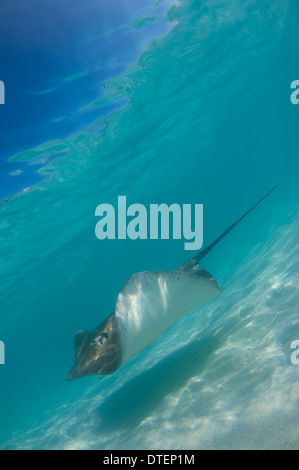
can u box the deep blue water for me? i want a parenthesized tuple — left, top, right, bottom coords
(0, 0, 298, 450)
(0, 0, 173, 200)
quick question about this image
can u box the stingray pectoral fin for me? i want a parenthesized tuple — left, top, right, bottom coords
(115, 270, 221, 365)
(74, 330, 89, 356)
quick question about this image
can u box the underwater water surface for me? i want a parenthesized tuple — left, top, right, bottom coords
(0, 0, 298, 449)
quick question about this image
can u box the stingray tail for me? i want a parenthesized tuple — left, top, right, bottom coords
(179, 185, 278, 272)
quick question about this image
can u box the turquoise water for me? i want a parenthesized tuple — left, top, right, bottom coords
(0, 0, 298, 449)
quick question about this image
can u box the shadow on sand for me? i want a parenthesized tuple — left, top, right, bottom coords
(95, 332, 223, 433)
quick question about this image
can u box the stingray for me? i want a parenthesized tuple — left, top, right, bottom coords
(68, 186, 277, 380)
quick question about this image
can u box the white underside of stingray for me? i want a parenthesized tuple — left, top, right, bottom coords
(115, 270, 221, 365)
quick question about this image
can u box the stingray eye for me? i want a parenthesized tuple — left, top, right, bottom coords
(91, 332, 108, 347)
(99, 332, 108, 344)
